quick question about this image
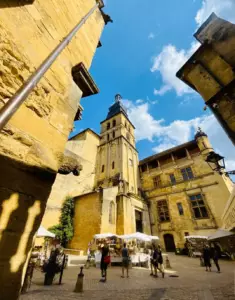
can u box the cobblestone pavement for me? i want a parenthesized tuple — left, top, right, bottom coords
(20, 254, 235, 300)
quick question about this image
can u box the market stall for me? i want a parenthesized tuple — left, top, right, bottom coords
(208, 229, 235, 259)
(184, 235, 208, 257)
(93, 232, 159, 268)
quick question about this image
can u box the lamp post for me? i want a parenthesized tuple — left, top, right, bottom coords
(205, 151, 235, 176)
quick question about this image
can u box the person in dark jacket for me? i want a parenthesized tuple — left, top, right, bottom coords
(121, 243, 130, 278)
(152, 246, 159, 277)
(203, 244, 211, 272)
(100, 241, 109, 282)
(157, 245, 165, 278)
(210, 244, 221, 273)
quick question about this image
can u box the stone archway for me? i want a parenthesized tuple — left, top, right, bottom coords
(164, 233, 176, 252)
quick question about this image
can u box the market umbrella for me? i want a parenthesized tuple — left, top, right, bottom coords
(37, 225, 55, 238)
(208, 229, 235, 241)
(94, 233, 117, 239)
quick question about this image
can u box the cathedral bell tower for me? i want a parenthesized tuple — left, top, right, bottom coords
(95, 94, 139, 195)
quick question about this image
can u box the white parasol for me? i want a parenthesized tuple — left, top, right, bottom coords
(37, 225, 55, 238)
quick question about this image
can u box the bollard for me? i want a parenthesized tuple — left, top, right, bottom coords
(74, 267, 84, 293)
(165, 255, 171, 269)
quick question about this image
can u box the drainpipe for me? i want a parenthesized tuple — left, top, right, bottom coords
(0, 3, 100, 131)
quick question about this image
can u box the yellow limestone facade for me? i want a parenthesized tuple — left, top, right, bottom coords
(139, 130, 233, 251)
(176, 13, 235, 235)
(46, 97, 233, 253)
(69, 96, 151, 252)
(0, 1, 107, 299)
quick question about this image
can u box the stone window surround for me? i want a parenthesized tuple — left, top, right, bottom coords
(187, 193, 210, 220)
(157, 199, 170, 223)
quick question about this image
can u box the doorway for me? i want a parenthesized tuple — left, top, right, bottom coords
(135, 210, 143, 233)
(164, 234, 176, 252)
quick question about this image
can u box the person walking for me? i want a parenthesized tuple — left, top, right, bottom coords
(152, 245, 159, 277)
(121, 243, 130, 278)
(150, 245, 154, 276)
(211, 244, 221, 273)
(157, 245, 165, 278)
(100, 241, 110, 282)
(203, 244, 211, 272)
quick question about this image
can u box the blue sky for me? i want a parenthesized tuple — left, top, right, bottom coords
(72, 0, 235, 170)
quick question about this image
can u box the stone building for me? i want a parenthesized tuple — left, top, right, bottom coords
(0, 1, 109, 299)
(176, 13, 235, 239)
(69, 95, 151, 251)
(43, 96, 233, 253)
(139, 129, 233, 251)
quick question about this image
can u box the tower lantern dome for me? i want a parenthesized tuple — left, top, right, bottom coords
(115, 94, 122, 103)
(195, 127, 208, 140)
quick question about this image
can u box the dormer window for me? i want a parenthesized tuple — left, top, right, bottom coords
(107, 123, 110, 130)
(113, 119, 116, 127)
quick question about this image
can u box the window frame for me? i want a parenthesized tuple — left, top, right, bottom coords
(107, 122, 110, 130)
(109, 201, 115, 224)
(181, 167, 194, 181)
(169, 173, 176, 185)
(153, 175, 161, 188)
(112, 131, 115, 138)
(189, 194, 209, 219)
(157, 200, 170, 223)
(177, 202, 184, 216)
(112, 119, 116, 127)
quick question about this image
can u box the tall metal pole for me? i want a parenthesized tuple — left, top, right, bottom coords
(0, 3, 99, 131)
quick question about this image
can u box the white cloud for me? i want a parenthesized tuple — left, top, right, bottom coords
(151, 0, 235, 97)
(148, 32, 155, 39)
(122, 99, 235, 170)
(136, 99, 144, 104)
(151, 42, 199, 96)
(196, 0, 235, 26)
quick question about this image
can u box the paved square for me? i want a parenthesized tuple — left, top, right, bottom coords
(20, 254, 235, 300)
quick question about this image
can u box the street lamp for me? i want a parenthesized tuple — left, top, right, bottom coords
(205, 151, 225, 173)
(206, 151, 235, 176)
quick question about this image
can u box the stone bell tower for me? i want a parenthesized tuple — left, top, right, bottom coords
(95, 94, 139, 194)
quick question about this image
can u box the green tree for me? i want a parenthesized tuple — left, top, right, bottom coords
(49, 196, 75, 247)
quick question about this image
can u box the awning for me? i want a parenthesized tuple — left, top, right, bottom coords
(37, 225, 55, 238)
(94, 233, 117, 239)
(184, 235, 208, 240)
(208, 229, 235, 241)
(94, 232, 159, 242)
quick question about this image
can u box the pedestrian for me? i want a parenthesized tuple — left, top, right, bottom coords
(150, 245, 154, 276)
(121, 243, 130, 278)
(152, 244, 159, 277)
(203, 244, 211, 272)
(210, 244, 221, 273)
(100, 240, 110, 282)
(157, 245, 165, 278)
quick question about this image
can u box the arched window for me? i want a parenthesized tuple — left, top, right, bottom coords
(101, 165, 105, 173)
(125, 121, 127, 128)
(109, 201, 115, 224)
(112, 131, 115, 138)
(113, 119, 116, 127)
(107, 134, 110, 141)
(112, 161, 115, 169)
(107, 122, 110, 130)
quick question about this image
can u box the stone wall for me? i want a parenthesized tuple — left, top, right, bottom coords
(140, 140, 232, 250)
(41, 129, 100, 229)
(69, 191, 102, 252)
(0, 1, 104, 299)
